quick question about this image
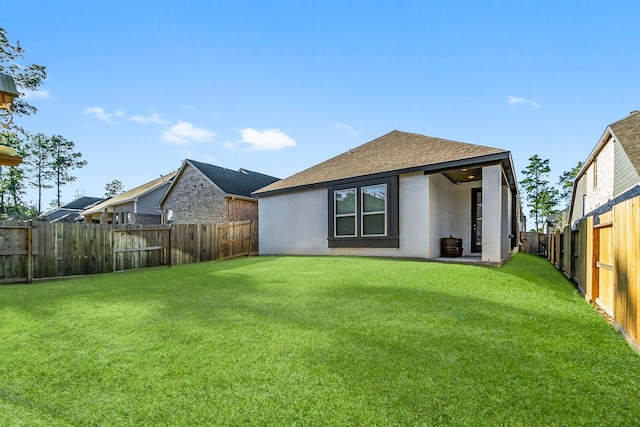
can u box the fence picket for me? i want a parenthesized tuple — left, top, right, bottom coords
(0, 219, 255, 284)
(548, 194, 640, 350)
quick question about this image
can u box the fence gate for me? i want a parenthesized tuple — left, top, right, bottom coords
(113, 227, 171, 272)
(593, 219, 614, 317)
(0, 225, 31, 283)
(216, 221, 253, 260)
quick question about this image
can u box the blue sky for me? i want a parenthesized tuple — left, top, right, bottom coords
(4, 1, 639, 208)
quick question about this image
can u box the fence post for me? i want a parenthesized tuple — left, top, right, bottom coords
(111, 225, 116, 273)
(27, 225, 33, 283)
(167, 225, 172, 266)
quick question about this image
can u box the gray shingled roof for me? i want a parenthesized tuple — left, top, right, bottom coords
(188, 160, 280, 197)
(255, 130, 508, 194)
(62, 196, 105, 210)
(610, 110, 640, 173)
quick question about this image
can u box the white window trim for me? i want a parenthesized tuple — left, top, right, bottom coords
(361, 184, 388, 237)
(334, 188, 357, 237)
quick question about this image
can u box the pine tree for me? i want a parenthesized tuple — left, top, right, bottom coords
(49, 135, 87, 207)
(519, 155, 559, 232)
(557, 161, 583, 208)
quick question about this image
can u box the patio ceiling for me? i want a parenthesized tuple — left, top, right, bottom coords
(442, 167, 483, 184)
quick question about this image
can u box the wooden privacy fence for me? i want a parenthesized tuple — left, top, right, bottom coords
(0, 224, 31, 284)
(548, 194, 640, 349)
(113, 226, 171, 272)
(519, 232, 547, 255)
(0, 220, 257, 284)
(216, 221, 255, 260)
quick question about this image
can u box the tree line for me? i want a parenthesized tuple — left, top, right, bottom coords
(519, 154, 583, 233)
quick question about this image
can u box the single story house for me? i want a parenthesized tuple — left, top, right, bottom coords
(569, 110, 640, 226)
(80, 171, 177, 225)
(158, 159, 279, 224)
(254, 130, 521, 264)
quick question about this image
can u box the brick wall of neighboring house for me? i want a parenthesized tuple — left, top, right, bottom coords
(227, 198, 258, 222)
(98, 212, 109, 225)
(113, 203, 134, 225)
(161, 165, 228, 224)
(132, 213, 163, 225)
(112, 203, 163, 225)
(584, 137, 615, 214)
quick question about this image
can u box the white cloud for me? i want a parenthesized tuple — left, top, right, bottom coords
(508, 96, 541, 108)
(83, 107, 121, 123)
(238, 128, 296, 151)
(162, 121, 215, 145)
(22, 89, 51, 100)
(130, 112, 170, 125)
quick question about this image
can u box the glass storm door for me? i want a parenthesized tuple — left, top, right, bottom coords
(471, 188, 482, 253)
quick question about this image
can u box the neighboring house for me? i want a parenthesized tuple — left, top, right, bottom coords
(543, 208, 569, 234)
(254, 130, 521, 264)
(80, 172, 177, 225)
(40, 196, 105, 223)
(158, 159, 279, 224)
(569, 110, 640, 226)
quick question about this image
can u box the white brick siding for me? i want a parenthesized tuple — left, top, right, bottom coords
(259, 188, 329, 255)
(259, 167, 513, 263)
(482, 164, 502, 263)
(584, 137, 614, 214)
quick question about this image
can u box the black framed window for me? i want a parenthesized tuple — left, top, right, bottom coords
(328, 176, 398, 248)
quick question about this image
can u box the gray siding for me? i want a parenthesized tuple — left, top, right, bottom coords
(137, 183, 171, 214)
(571, 175, 587, 224)
(613, 139, 640, 196)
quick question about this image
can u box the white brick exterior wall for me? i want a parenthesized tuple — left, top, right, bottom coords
(501, 183, 512, 258)
(259, 173, 433, 258)
(584, 137, 614, 214)
(259, 188, 329, 255)
(482, 164, 502, 263)
(429, 173, 455, 257)
(259, 167, 514, 263)
(330, 173, 430, 258)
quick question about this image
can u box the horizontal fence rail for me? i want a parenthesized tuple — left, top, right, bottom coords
(0, 220, 257, 283)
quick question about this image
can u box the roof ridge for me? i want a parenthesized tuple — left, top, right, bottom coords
(609, 110, 640, 127)
(254, 130, 509, 195)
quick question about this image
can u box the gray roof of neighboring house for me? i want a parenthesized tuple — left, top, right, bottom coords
(43, 208, 78, 222)
(62, 196, 105, 210)
(254, 130, 510, 195)
(610, 110, 640, 174)
(82, 172, 177, 216)
(187, 159, 280, 197)
(41, 196, 105, 221)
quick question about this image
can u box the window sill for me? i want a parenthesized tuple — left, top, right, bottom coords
(328, 236, 399, 248)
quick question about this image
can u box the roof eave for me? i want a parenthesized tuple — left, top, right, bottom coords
(254, 151, 512, 197)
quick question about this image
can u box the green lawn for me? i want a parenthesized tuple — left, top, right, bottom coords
(1, 253, 639, 426)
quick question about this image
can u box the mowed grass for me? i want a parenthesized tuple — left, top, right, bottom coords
(1, 254, 639, 426)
